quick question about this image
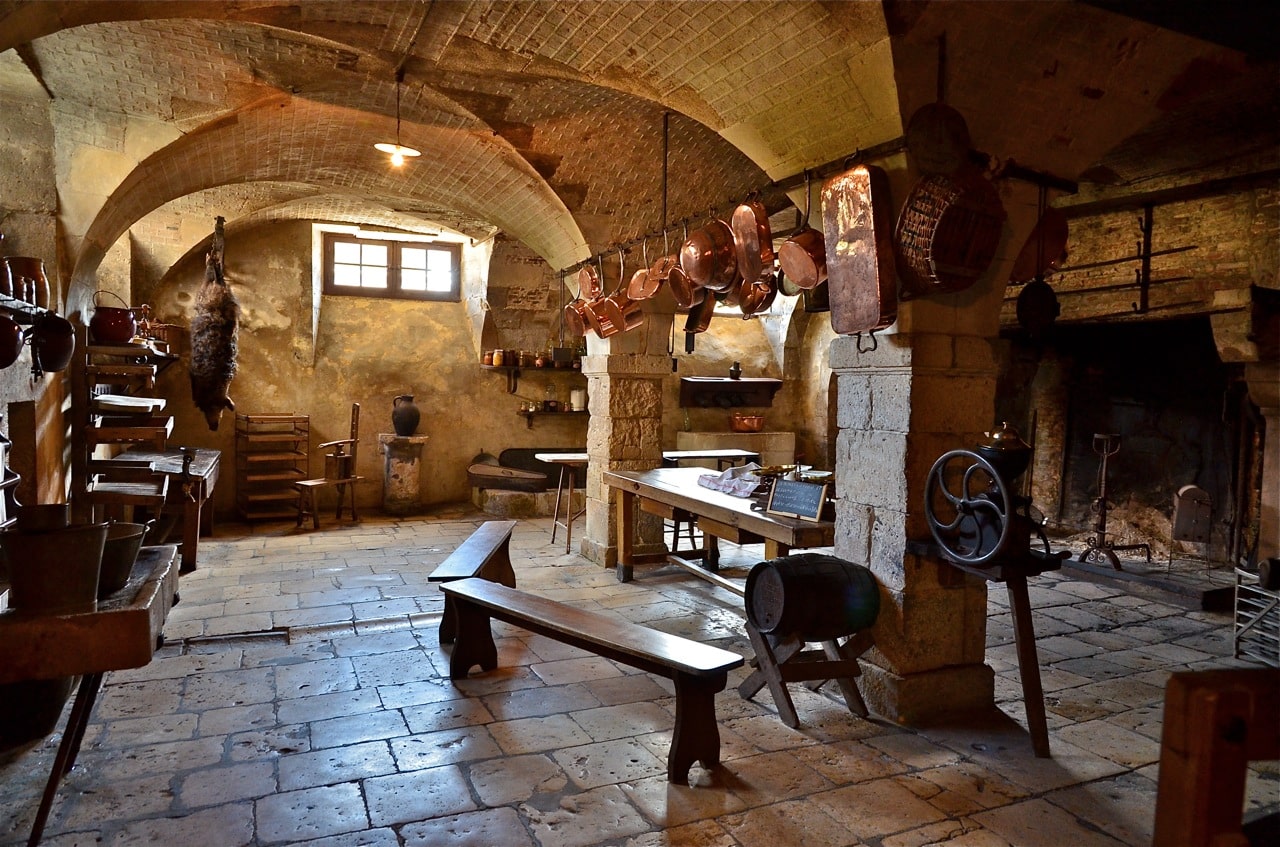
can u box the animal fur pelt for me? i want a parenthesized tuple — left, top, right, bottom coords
(189, 216, 239, 431)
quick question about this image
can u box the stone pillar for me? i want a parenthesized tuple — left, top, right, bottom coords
(579, 314, 673, 568)
(376, 433, 430, 515)
(1244, 362, 1279, 561)
(1029, 350, 1070, 526)
(830, 330, 997, 723)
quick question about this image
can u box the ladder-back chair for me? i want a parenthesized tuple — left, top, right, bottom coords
(295, 403, 365, 529)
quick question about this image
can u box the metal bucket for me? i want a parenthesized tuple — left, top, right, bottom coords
(0, 523, 107, 615)
(98, 522, 150, 599)
(745, 553, 881, 642)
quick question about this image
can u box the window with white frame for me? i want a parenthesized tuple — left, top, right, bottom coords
(322, 232, 460, 301)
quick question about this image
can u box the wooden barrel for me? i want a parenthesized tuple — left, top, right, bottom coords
(745, 553, 880, 642)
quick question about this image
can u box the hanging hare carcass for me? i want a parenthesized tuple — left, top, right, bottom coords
(189, 216, 239, 430)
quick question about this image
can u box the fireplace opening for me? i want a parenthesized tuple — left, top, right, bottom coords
(997, 316, 1254, 574)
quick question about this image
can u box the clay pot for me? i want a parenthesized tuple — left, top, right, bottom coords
(0, 259, 12, 298)
(30, 312, 75, 372)
(0, 314, 22, 370)
(392, 395, 420, 436)
(3, 257, 50, 309)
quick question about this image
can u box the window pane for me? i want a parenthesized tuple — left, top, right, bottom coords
(401, 269, 427, 291)
(427, 249, 452, 272)
(361, 266, 388, 289)
(361, 243, 388, 266)
(333, 264, 361, 287)
(333, 241, 361, 264)
(401, 247, 427, 270)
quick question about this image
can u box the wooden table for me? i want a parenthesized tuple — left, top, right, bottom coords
(121, 447, 220, 573)
(1, 545, 179, 846)
(604, 467, 834, 586)
(661, 448, 761, 469)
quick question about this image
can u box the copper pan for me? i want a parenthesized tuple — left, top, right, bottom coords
(777, 172, 826, 289)
(577, 263, 603, 300)
(563, 298, 590, 337)
(682, 287, 716, 352)
(599, 289, 644, 333)
(666, 263, 703, 311)
(731, 199, 774, 285)
(679, 218, 737, 292)
(739, 273, 778, 317)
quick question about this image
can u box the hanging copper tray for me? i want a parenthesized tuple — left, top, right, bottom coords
(821, 163, 897, 334)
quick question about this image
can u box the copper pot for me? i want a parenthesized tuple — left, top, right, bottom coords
(739, 274, 778, 317)
(598, 289, 644, 334)
(626, 268, 659, 301)
(583, 297, 614, 337)
(777, 225, 827, 289)
(577, 264, 603, 300)
(563, 298, 590, 337)
(680, 219, 737, 292)
(731, 199, 774, 285)
(666, 263, 703, 311)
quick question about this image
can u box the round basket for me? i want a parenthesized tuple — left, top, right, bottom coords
(894, 170, 1005, 298)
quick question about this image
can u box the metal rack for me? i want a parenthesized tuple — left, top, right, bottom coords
(1234, 567, 1279, 668)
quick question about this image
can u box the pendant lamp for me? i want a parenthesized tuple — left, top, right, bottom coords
(374, 68, 420, 166)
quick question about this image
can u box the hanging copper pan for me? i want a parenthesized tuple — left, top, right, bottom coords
(777, 172, 826, 289)
(578, 263, 603, 300)
(821, 163, 897, 335)
(739, 274, 778, 317)
(599, 289, 644, 333)
(680, 218, 737, 292)
(682, 287, 716, 352)
(1009, 207, 1068, 284)
(731, 199, 774, 286)
(563, 298, 590, 337)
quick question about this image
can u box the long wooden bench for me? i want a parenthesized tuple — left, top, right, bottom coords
(427, 520, 517, 644)
(440, 577, 744, 784)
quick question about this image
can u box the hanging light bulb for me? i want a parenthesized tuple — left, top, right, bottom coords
(374, 68, 420, 166)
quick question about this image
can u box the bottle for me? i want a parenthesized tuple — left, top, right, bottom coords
(544, 383, 556, 412)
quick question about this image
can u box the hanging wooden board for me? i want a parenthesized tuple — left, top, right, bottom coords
(821, 164, 897, 335)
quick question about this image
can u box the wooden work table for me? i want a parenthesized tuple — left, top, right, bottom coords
(120, 447, 220, 573)
(604, 467, 834, 585)
(1, 545, 179, 846)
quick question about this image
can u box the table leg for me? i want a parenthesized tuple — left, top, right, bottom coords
(28, 672, 104, 847)
(180, 498, 202, 574)
(1006, 573, 1051, 758)
(763, 540, 790, 560)
(550, 466, 567, 547)
(615, 488, 635, 583)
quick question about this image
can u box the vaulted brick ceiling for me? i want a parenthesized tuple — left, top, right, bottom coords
(0, 0, 1273, 279)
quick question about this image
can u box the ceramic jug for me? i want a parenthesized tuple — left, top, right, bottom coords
(392, 395, 420, 436)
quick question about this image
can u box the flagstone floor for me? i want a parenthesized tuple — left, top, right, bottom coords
(1, 507, 1276, 846)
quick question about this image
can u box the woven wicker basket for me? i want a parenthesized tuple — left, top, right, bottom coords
(894, 171, 1005, 298)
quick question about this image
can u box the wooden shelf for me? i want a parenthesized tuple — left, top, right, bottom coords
(678, 377, 783, 408)
(517, 409, 589, 429)
(85, 415, 173, 448)
(236, 413, 308, 521)
(482, 363, 583, 394)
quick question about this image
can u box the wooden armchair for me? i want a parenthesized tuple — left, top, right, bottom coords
(295, 403, 366, 529)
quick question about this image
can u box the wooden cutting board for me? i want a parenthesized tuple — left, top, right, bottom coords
(821, 164, 897, 335)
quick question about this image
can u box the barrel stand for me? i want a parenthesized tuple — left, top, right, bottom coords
(739, 626, 874, 728)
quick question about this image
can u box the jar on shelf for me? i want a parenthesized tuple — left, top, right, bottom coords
(492, 349, 505, 366)
(482, 351, 494, 366)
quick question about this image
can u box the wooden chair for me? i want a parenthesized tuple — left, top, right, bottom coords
(295, 403, 365, 529)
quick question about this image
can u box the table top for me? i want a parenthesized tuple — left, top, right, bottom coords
(604, 466, 833, 548)
(121, 446, 221, 479)
(535, 448, 761, 466)
(0, 545, 178, 683)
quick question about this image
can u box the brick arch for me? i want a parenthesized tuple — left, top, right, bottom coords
(70, 93, 588, 297)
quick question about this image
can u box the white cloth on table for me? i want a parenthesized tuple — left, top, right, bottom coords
(697, 462, 762, 497)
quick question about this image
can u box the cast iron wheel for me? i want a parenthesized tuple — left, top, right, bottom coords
(924, 449, 1013, 566)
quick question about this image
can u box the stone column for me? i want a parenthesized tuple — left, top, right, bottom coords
(376, 433, 430, 515)
(579, 314, 674, 568)
(830, 330, 997, 723)
(1244, 362, 1279, 561)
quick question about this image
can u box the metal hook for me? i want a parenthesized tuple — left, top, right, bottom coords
(856, 330, 878, 354)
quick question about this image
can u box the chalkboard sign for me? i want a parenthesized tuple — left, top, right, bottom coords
(765, 478, 828, 522)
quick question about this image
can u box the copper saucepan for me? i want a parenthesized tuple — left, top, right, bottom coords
(731, 199, 774, 286)
(777, 172, 827, 289)
(680, 218, 737, 292)
(739, 273, 778, 317)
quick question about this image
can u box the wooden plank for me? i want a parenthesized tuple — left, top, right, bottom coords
(442, 578, 742, 678)
(428, 520, 517, 582)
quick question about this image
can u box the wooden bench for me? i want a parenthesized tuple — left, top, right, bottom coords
(427, 520, 517, 644)
(440, 577, 744, 784)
